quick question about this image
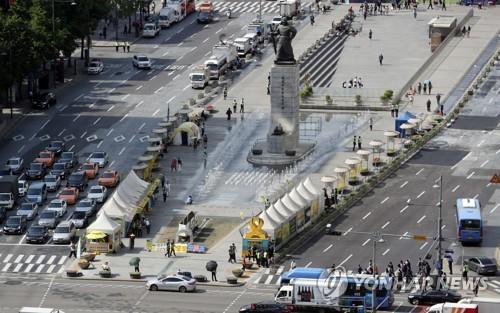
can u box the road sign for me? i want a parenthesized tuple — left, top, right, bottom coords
(490, 174, 500, 184)
(412, 235, 427, 241)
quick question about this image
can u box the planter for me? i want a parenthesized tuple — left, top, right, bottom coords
(130, 272, 142, 279)
(232, 268, 244, 278)
(66, 269, 82, 277)
(99, 270, 112, 278)
(226, 276, 238, 284)
(194, 275, 207, 282)
(467, 89, 474, 96)
(243, 262, 254, 270)
(78, 259, 90, 269)
(81, 253, 96, 262)
(360, 169, 370, 176)
(386, 150, 397, 157)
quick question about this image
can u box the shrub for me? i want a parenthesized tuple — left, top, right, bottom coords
(197, 92, 204, 99)
(380, 90, 393, 104)
(189, 98, 196, 106)
(205, 86, 212, 94)
(325, 95, 333, 105)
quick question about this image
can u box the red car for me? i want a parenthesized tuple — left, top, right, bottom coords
(80, 162, 99, 179)
(58, 187, 79, 205)
(98, 170, 120, 187)
(34, 150, 56, 167)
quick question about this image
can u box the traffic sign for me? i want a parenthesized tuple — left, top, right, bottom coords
(490, 174, 500, 184)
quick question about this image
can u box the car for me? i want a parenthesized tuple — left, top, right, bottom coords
(3, 215, 27, 234)
(197, 11, 214, 24)
(132, 55, 152, 69)
(270, 16, 283, 29)
(88, 152, 108, 168)
(26, 225, 50, 244)
(239, 301, 291, 313)
(58, 187, 79, 205)
(466, 257, 498, 275)
(75, 199, 97, 217)
(70, 210, 89, 228)
(146, 275, 197, 292)
(45, 140, 65, 155)
(47, 199, 67, 217)
(87, 59, 104, 74)
(67, 171, 88, 191)
(26, 182, 48, 205)
(37, 210, 59, 229)
(407, 289, 461, 305)
(59, 151, 79, 168)
(87, 185, 107, 203)
(32, 92, 56, 109)
(0, 165, 12, 175)
(80, 162, 99, 179)
(98, 170, 120, 187)
(6, 157, 24, 174)
(16, 202, 39, 221)
(0, 207, 6, 223)
(44, 174, 61, 192)
(50, 162, 71, 180)
(18, 174, 28, 196)
(25, 162, 47, 180)
(34, 150, 56, 167)
(52, 221, 76, 244)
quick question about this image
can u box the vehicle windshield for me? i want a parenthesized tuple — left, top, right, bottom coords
(55, 226, 70, 233)
(61, 152, 73, 159)
(8, 159, 19, 165)
(6, 217, 21, 226)
(89, 188, 101, 194)
(20, 203, 34, 210)
(137, 57, 149, 62)
(144, 25, 154, 30)
(44, 177, 56, 183)
(159, 15, 168, 20)
(40, 211, 55, 218)
(206, 63, 218, 71)
(77, 201, 92, 208)
(30, 163, 42, 170)
(191, 74, 204, 81)
(50, 142, 63, 148)
(0, 194, 11, 201)
(89, 62, 100, 68)
(102, 172, 115, 178)
(479, 258, 494, 265)
(60, 189, 74, 196)
(461, 219, 481, 229)
(27, 188, 41, 196)
(39, 152, 51, 158)
(50, 201, 62, 208)
(18, 182, 25, 188)
(82, 164, 94, 170)
(72, 211, 86, 219)
(29, 227, 44, 234)
(53, 163, 65, 170)
(69, 174, 83, 182)
(199, 12, 209, 17)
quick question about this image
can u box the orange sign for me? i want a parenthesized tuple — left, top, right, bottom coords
(490, 174, 500, 184)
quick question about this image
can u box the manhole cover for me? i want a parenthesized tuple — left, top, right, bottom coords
(114, 71, 123, 76)
(4, 280, 22, 285)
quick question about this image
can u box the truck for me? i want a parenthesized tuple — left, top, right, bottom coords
(275, 277, 343, 310)
(0, 175, 19, 210)
(247, 21, 269, 44)
(279, 0, 301, 18)
(189, 65, 210, 89)
(159, 7, 178, 28)
(204, 43, 238, 79)
(233, 37, 252, 57)
(427, 303, 479, 313)
(279, 267, 329, 285)
(142, 23, 160, 38)
(167, 2, 185, 22)
(19, 308, 65, 313)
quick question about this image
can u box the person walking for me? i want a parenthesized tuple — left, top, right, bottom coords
(160, 174, 165, 188)
(223, 86, 228, 100)
(310, 14, 315, 26)
(378, 53, 384, 65)
(417, 82, 422, 95)
(369, 117, 373, 131)
(144, 217, 151, 234)
(290, 259, 296, 270)
(240, 98, 245, 113)
(368, 29, 373, 40)
(170, 158, 177, 172)
(165, 239, 171, 257)
(436, 93, 441, 106)
(427, 0, 433, 9)
(426, 99, 431, 112)
(428, 81, 433, 94)
(165, 179, 171, 197)
(447, 255, 453, 275)
(358, 136, 362, 149)
(177, 158, 182, 171)
(394, 103, 399, 117)
(352, 136, 357, 151)
(170, 239, 176, 257)
(441, 0, 446, 10)
(226, 107, 232, 120)
(232, 99, 237, 114)
(423, 82, 427, 94)
(211, 269, 217, 281)
(68, 241, 77, 258)
(462, 264, 469, 283)
(162, 186, 167, 202)
(461, 26, 467, 37)
(467, 25, 471, 37)
(473, 279, 479, 296)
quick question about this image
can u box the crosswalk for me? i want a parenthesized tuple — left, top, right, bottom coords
(486, 279, 500, 294)
(0, 253, 68, 274)
(205, 1, 281, 14)
(254, 265, 285, 285)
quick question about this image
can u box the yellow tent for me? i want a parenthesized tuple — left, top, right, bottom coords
(170, 122, 200, 146)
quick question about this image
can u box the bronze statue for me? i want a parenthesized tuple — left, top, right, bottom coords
(271, 17, 297, 64)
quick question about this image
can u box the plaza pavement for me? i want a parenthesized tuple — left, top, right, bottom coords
(66, 5, 500, 285)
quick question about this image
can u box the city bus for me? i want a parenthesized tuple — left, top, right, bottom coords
(338, 274, 394, 310)
(456, 198, 482, 244)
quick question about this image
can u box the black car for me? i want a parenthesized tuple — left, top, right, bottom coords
(466, 257, 498, 275)
(239, 301, 291, 313)
(59, 151, 79, 168)
(67, 171, 88, 191)
(197, 11, 214, 24)
(26, 162, 47, 180)
(26, 225, 50, 244)
(3, 215, 27, 234)
(46, 140, 65, 155)
(0, 165, 12, 175)
(0, 207, 6, 223)
(50, 162, 71, 180)
(407, 289, 461, 305)
(32, 92, 56, 109)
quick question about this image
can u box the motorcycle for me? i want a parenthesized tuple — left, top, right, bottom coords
(226, 9, 231, 19)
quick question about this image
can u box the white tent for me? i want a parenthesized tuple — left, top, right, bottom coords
(288, 188, 308, 210)
(259, 209, 279, 235)
(303, 177, 324, 213)
(267, 203, 287, 223)
(86, 211, 121, 253)
(88, 210, 120, 233)
(279, 194, 301, 215)
(296, 183, 315, 202)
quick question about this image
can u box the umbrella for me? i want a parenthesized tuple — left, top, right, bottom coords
(129, 257, 141, 266)
(408, 118, 421, 125)
(400, 123, 415, 130)
(369, 140, 384, 147)
(86, 231, 107, 240)
(333, 167, 348, 174)
(206, 260, 218, 272)
(383, 130, 399, 137)
(345, 158, 360, 166)
(321, 176, 337, 183)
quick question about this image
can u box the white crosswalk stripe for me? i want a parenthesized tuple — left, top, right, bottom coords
(255, 266, 285, 285)
(0, 253, 67, 274)
(208, 1, 280, 14)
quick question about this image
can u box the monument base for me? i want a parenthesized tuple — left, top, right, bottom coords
(247, 142, 315, 168)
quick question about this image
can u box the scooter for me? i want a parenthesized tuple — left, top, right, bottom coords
(226, 9, 232, 19)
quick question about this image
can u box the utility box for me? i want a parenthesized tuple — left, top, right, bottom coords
(428, 16, 457, 51)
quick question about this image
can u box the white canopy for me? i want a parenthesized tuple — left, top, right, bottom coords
(87, 211, 120, 233)
(275, 198, 296, 218)
(296, 183, 315, 202)
(288, 188, 308, 209)
(259, 209, 279, 233)
(267, 203, 286, 223)
(303, 177, 321, 196)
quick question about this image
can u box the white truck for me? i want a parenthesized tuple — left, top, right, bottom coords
(158, 7, 178, 28)
(167, 3, 184, 22)
(279, 0, 301, 17)
(142, 23, 160, 38)
(247, 21, 268, 44)
(428, 298, 500, 313)
(19, 308, 65, 313)
(233, 37, 252, 57)
(189, 65, 210, 89)
(204, 43, 238, 79)
(275, 278, 344, 310)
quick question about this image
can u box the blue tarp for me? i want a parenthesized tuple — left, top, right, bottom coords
(395, 111, 416, 135)
(280, 267, 328, 285)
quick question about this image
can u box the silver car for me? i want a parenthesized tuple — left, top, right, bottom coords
(75, 199, 97, 217)
(70, 210, 88, 228)
(88, 151, 108, 167)
(52, 221, 76, 244)
(38, 210, 59, 229)
(47, 199, 67, 217)
(44, 174, 61, 192)
(16, 202, 39, 221)
(146, 275, 197, 292)
(6, 157, 24, 174)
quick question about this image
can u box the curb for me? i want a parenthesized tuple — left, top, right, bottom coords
(300, 104, 391, 111)
(63, 275, 246, 287)
(91, 36, 142, 48)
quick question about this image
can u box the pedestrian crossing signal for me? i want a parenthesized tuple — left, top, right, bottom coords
(490, 174, 500, 184)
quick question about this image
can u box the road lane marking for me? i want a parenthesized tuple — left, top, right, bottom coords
(74, 94, 84, 101)
(167, 96, 176, 104)
(178, 55, 184, 61)
(72, 114, 81, 122)
(338, 254, 352, 267)
(417, 215, 426, 224)
(14, 255, 24, 263)
(264, 275, 274, 285)
(176, 27, 184, 34)
(216, 28, 223, 34)
(362, 239, 371, 246)
(183, 84, 190, 91)
(57, 129, 66, 136)
(323, 244, 333, 253)
(89, 102, 95, 108)
(441, 225, 446, 230)
(106, 129, 114, 136)
(23, 264, 34, 273)
(17, 145, 25, 154)
(381, 221, 390, 229)
(108, 88, 116, 94)
(490, 204, 500, 214)
(204, 51, 211, 56)
(305, 261, 312, 268)
(118, 147, 126, 155)
(486, 183, 491, 187)
(136, 100, 144, 108)
(400, 205, 409, 213)
(136, 85, 143, 90)
(80, 131, 87, 139)
(496, 148, 500, 154)
(466, 172, 475, 179)
(149, 75, 157, 81)
(40, 120, 50, 130)
(190, 47, 196, 52)
(35, 264, 44, 273)
(399, 231, 409, 240)
(47, 256, 56, 264)
(416, 168, 424, 175)
(58, 256, 67, 265)
(400, 181, 408, 188)
(128, 135, 136, 143)
(419, 242, 428, 250)
(138, 123, 146, 131)
(154, 86, 164, 94)
(119, 113, 129, 123)
(362, 212, 371, 220)
(109, 160, 115, 167)
(382, 248, 390, 256)
(451, 163, 459, 170)
(162, 51, 169, 56)
(416, 191, 425, 199)
(13, 263, 23, 272)
(97, 141, 103, 149)
(121, 94, 130, 101)
(203, 38, 209, 43)
(177, 42, 183, 46)
(380, 197, 389, 204)
(152, 109, 160, 117)
(1, 263, 11, 271)
(343, 227, 353, 235)
(463, 152, 472, 160)
(477, 139, 485, 147)
(107, 105, 115, 112)
(173, 74, 180, 80)
(36, 255, 46, 264)
(68, 144, 75, 151)
(480, 160, 489, 167)
(93, 117, 101, 125)
(2, 254, 12, 262)
(473, 194, 479, 199)
(452, 185, 460, 192)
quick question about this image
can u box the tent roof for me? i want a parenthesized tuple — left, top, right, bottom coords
(267, 203, 286, 223)
(303, 177, 321, 196)
(288, 188, 308, 209)
(395, 111, 416, 121)
(281, 194, 303, 214)
(296, 183, 315, 202)
(259, 209, 279, 232)
(87, 211, 120, 233)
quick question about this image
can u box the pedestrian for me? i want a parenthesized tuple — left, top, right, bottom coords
(233, 99, 237, 114)
(228, 244, 235, 263)
(126, 42, 130, 53)
(423, 82, 427, 94)
(467, 25, 471, 37)
(462, 264, 468, 283)
(462, 26, 466, 37)
(123, 24, 128, 34)
(379, 53, 384, 65)
(413, 7, 417, 18)
(442, 0, 446, 10)
(162, 186, 167, 202)
(170, 158, 177, 172)
(231, 243, 237, 263)
(427, 0, 433, 9)
(256, 250, 261, 267)
(447, 256, 453, 275)
(211, 269, 217, 281)
(417, 82, 422, 94)
(368, 29, 372, 40)
(428, 81, 433, 94)
(352, 136, 357, 151)
(165, 239, 171, 257)
(240, 98, 245, 113)
(290, 259, 296, 270)
(357, 264, 363, 274)
(473, 279, 479, 296)
(177, 157, 182, 171)
(68, 241, 77, 258)
(160, 174, 165, 188)
(122, 43, 126, 52)
(358, 136, 362, 149)
(310, 14, 315, 26)
(394, 103, 399, 117)
(170, 239, 176, 257)
(426, 99, 431, 112)
(223, 86, 228, 100)
(436, 93, 441, 106)
(440, 104, 444, 115)
(369, 117, 373, 131)
(103, 26, 107, 39)
(226, 107, 232, 120)
(144, 217, 151, 234)
(391, 105, 395, 117)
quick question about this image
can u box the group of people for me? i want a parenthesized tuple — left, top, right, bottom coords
(246, 245, 275, 268)
(170, 157, 183, 172)
(226, 98, 245, 120)
(130, 215, 151, 237)
(163, 239, 178, 258)
(352, 135, 363, 151)
(342, 77, 364, 88)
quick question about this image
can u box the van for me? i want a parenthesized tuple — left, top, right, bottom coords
(26, 182, 47, 205)
(19, 308, 64, 313)
(243, 33, 259, 51)
(159, 7, 176, 28)
(204, 55, 228, 79)
(233, 37, 252, 57)
(142, 23, 160, 38)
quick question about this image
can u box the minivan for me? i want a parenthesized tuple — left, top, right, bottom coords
(26, 182, 47, 205)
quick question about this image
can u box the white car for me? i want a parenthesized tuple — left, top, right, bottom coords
(271, 16, 283, 29)
(52, 221, 76, 244)
(146, 275, 197, 292)
(87, 59, 104, 74)
(133, 55, 152, 69)
(88, 151, 108, 168)
(47, 199, 67, 217)
(6, 157, 24, 174)
(87, 185, 107, 203)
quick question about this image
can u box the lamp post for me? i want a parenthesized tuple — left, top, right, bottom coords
(1, 47, 13, 119)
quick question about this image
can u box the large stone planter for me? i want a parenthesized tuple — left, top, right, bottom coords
(194, 275, 207, 282)
(232, 268, 244, 278)
(226, 276, 238, 284)
(130, 272, 142, 279)
(99, 270, 112, 278)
